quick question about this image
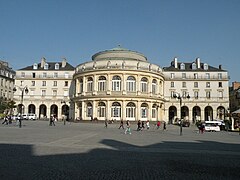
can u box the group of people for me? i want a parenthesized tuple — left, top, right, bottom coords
(2, 115, 22, 128)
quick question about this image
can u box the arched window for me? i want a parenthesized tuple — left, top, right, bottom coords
(44, 63, 49, 70)
(98, 76, 106, 91)
(192, 63, 196, 70)
(152, 104, 158, 119)
(98, 102, 106, 117)
(140, 77, 148, 93)
(55, 63, 59, 70)
(86, 102, 92, 117)
(87, 77, 93, 92)
(112, 75, 121, 91)
(141, 103, 148, 119)
(126, 102, 136, 119)
(152, 79, 157, 94)
(111, 102, 121, 119)
(204, 63, 208, 70)
(180, 63, 185, 70)
(126, 76, 136, 92)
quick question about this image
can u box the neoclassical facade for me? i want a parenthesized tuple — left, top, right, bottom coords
(72, 47, 165, 121)
(14, 57, 75, 119)
(163, 57, 229, 124)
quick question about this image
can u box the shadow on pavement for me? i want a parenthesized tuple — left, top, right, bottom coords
(0, 140, 240, 180)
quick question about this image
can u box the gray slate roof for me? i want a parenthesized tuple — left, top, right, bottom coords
(18, 62, 75, 71)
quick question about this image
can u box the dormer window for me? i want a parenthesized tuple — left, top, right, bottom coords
(203, 63, 208, 70)
(33, 63, 38, 70)
(180, 63, 185, 70)
(55, 63, 59, 70)
(192, 63, 196, 70)
(44, 63, 49, 70)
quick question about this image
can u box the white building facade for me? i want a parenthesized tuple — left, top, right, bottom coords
(72, 47, 165, 121)
(163, 57, 229, 124)
(13, 57, 75, 120)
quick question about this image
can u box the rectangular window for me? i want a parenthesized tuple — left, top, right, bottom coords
(98, 81, 106, 91)
(182, 73, 186, 79)
(87, 81, 93, 91)
(141, 82, 148, 93)
(206, 91, 211, 99)
(41, 90, 46, 96)
(194, 91, 199, 99)
(218, 73, 222, 79)
(194, 82, 198, 88)
(53, 72, 58, 78)
(43, 73, 47, 78)
(32, 73, 36, 78)
(53, 81, 57, 86)
(205, 73, 210, 79)
(219, 91, 223, 99)
(21, 72, 25, 78)
(112, 81, 121, 91)
(64, 72, 69, 78)
(170, 73, 175, 79)
(141, 108, 147, 118)
(31, 81, 35, 86)
(64, 81, 68, 87)
(98, 106, 106, 117)
(194, 73, 198, 79)
(206, 82, 210, 88)
(152, 84, 156, 94)
(152, 108, 156, 118)
(171, 82, 174, 88)
(182, 82, 186, 88)
(218, 82, 222, 88)
(64, 90, 68, 97)
(53, 90, 57, 96)
(42, 81, 46, 86)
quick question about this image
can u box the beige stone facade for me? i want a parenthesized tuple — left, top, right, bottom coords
(72, 47, 165, 121)
(13, 58, 75, 120)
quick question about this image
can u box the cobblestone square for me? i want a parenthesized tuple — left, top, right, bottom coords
(0, 120, 240, 180)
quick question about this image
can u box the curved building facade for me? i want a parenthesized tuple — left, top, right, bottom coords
(73, 47, 165, 121)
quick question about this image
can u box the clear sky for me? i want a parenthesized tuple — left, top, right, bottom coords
(1, 0, 240, 83)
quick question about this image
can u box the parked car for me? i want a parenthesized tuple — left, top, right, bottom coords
(22, 114, 29, 120)
(28, 114, 37, 120)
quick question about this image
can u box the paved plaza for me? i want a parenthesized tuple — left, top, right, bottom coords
(0, 120, 240, 180)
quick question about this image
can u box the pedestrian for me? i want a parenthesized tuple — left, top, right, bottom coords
(141, 121, 145, 131)
(125, 120, 131, 135)
(156, 121, 161, 129)
(2, 116, 9, 125)
(118, 119, 124, 129)
(146, 120, 150, 129)
(19, 115, 22, 128)
(104, 119, 108, 128)
(163, 121, 167, 131)
(137, 120, 141, 131)
(49, 116, 55, 126)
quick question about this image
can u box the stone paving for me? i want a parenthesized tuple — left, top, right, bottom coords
(0, 120, 240, 180)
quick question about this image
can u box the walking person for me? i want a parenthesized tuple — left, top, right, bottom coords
(19, 115, 22, 128)
(104, 119, 108, 128)
(163, 121, 167, 131)
(156, 121, 161, 129)
(118, 119, 124, 129)
(137, 120, 141, 131)
(2, 116, 9, 125)
(146, 120, 150, 129)
(125, 120, 131, 135)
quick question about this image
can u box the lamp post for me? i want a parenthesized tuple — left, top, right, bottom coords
(61, 100, 67, 125)
(173, 92, 190, 136)
(13, 86, 29, 128)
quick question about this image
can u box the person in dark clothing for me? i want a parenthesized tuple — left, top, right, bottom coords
(118, 120, 124, 129)
(2, 116, 8, 125)
(163, 121, 167, 130)
(137, 120, 141, 131)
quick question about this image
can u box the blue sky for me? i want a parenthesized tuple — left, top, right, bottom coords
(1, 0, 240, 83)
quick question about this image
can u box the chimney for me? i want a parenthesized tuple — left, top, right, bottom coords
(174, 57, 178, 68)
(62, 58, 67, 68)
(40, 57, 46, 68)
(196, 57, 200, 68)
(219, 65, 222, 70)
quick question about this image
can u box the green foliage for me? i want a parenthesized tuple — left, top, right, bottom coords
(0, 98, 16, 114)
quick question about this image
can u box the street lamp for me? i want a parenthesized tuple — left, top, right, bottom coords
(173, 92, 190, 136)
(13, 86, 29, 128)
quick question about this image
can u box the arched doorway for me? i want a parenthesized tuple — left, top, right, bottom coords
(17, 104, 25, 115)
(98, 102, 106, 120)
(50, 104, 58, 118)
(86, 102, 93, 119)
(28, 104, 36, 114)
(204, 106, 213, 121)
(126, 102, 136, 121)
(192, 106, 201, 123)
(217, 106, 225, 120)
(140, 103, 148, 121)
(181, 106, 189, 121)
(39, 104, 47, 119)
(169, 106, 177, 124)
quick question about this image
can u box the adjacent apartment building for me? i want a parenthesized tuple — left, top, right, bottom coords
(13, 57, 75, 120)
(163, 57, 229, 124)
(0, 60, 15, 101)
